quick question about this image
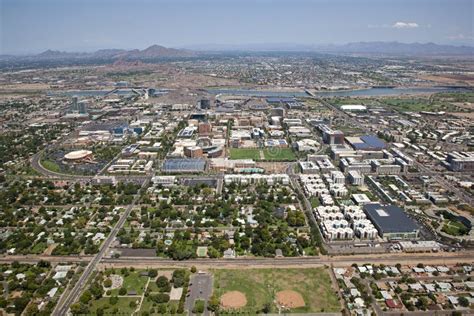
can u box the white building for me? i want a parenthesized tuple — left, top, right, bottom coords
(152, 176, 177, 187)
(224, 174, 290, 186)
(348, 170, 364, 186)
(299, 161, 320, 174)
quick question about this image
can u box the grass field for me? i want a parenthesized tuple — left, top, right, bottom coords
(442, 220, 469, 236)
(229, 148, 261, 160)
(213, 268, 340, 314)
(109, 271, 149, 296)
(262, 148, 296, 161)
(89, 297, 137, 315)
(40, 159, 62, 173)
(229, 147, 296, 161)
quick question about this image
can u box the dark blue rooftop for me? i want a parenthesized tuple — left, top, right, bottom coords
(351, 135, 387, 150)
(364, 203, 418, 233)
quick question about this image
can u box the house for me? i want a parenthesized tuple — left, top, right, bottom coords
(15, 273, 26, 281)
(451, 282, 465, 291)
(275, 249, 283, 258)
(223, 248, 236, 259)
(409, 282, 424, 292)
(424, 283, 436, 293)
(412, 267, 425, 274)
(380, 291, 392, 300)
(354, 297, 365, 308)
(385, 299, 402, 309)
(350, 288, 361, 297)
(436, 281, 452, 292)
(447, 296, 458, 305)
(47, 287, 58, 298)
(53, 271, 68, 281)
(465, 281, 474, 290)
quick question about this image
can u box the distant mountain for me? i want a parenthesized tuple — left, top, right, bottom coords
(128, 44, 194, 58)
(0, 44, 195, 61)
(184, 41, 474, 56)
(315, 41, 474, 56)
(2, 42, 473, 63)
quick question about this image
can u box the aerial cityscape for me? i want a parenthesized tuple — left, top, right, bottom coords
(0, 0, 473, 315)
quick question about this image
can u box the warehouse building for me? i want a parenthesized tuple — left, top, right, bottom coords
(162, 159, 206, 173)
(363, 203, 419, 240)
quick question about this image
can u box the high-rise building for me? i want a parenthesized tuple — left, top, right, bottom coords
(78, 101, 88, 114)
(71, 96, 78, 112)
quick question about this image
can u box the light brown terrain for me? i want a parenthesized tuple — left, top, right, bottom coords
(276, 290, 305, 308)
(220, 291, 247, 309)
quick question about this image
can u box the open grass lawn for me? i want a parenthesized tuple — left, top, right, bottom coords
(229, 148, 261, 160)
(442, 220, 469, 236)
(310, 197, 320, 208)
(213, 268, 340, 314)
(89, 297, 138, 315)
(40, 159, 62, 173)
(139, 298, 183, 315)
(262, 148, 296, 161)
(110, 271, 149, 296)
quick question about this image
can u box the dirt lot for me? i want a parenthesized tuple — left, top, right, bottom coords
(276, 290, 305, 308)
(220, 291, 247, 309)
(419, 74, 474, 86)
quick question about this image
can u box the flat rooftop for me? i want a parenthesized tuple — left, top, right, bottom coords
(364, 203, 418, 234)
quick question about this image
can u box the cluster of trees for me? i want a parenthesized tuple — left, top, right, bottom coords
(0, 123, 70, 165)
(0, 261, 60, 315)
(286, 210, 306, 226)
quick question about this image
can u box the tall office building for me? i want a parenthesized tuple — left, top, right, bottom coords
(72, 96, 78, 112)
(78, 101, 88, 114)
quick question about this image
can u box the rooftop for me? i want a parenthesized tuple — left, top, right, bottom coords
(364, 203, 418, 234)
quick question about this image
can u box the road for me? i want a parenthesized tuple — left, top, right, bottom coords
(52, 176, 150, 316)
(3, 250, 472, 268)
(99, 250, 474, 268)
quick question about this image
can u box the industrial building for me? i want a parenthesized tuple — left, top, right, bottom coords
(162, 159, 206, 173)
(363, 203, 419, 240)
(446, 152, 474, 172)
(319, 125, 344, 145)
(346, 135, 387, 151)
(224, 174, 290, 186)
(151, 176, 177, 187)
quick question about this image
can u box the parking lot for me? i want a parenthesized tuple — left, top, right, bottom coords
(184, 272, 213, 316)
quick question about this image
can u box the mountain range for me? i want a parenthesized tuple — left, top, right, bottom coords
(1, 42, 473, 61)
(186, 41, 474, 56)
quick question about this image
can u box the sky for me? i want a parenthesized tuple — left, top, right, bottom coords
(1, 0, 473, 54)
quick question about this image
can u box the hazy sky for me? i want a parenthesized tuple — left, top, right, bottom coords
(1, 0, 473, 54)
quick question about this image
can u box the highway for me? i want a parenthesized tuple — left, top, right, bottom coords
(52, 177, 150, 316)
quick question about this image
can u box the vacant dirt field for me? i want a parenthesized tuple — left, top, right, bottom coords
(220, 291, 247, 309)
(276, 290, 305, 308)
